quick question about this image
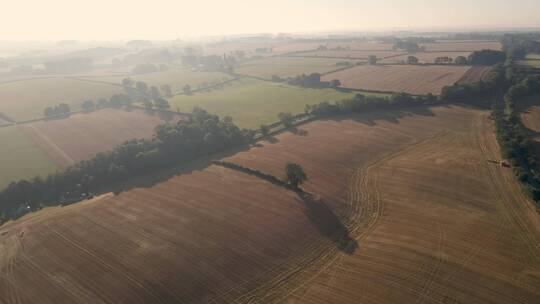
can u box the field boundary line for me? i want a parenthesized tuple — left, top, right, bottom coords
(18, 123, 75, 167)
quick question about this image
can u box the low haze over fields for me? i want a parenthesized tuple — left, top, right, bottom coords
(0, 1, 540, 304)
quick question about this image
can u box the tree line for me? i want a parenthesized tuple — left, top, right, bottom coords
(492, 71, 540, 210)
(44, 103, 71, 118)
(0, 108, 253, 222)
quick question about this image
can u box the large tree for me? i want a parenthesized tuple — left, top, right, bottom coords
(407, 56, 419, 64)
(183, 84, 192, 95)
(285, 162, 307, 189)
(154, 98, 170, 110)
(278, 112, 294, 128)
(81, 100, 95, 112)
(160, 84, 173, 97)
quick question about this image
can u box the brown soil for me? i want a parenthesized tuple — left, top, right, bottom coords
(0, 106, 538, 303)
(322, 65, 470, 95)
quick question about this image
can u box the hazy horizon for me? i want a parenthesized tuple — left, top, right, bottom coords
(2, 0, 540, 41)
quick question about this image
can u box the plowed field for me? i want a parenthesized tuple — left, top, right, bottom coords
(322, 65, 470, 95)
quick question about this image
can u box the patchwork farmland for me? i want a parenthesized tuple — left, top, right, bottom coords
(0, 29, 537, 304)
(0, 77, 122, 122)
(1, 106, 538, 303)
(78, 69, 232, 94)
(322, 65, 471, 95)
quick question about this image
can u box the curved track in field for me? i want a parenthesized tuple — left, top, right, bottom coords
(1, 106, 539, 304)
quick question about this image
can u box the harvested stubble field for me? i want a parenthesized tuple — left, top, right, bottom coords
(1, 105, 539, 303)
(420, 41, 502, 52)
(0, 77, 122, 122)
(290, 50, 406, 60)
(457, 66, 493, 84)
(235, 57, 360, 79)
(381, 51, 472, 64)
(18, 108, 185, 168)
(228, 106, 540, 303)
(0, 126, 58, 190)
(322, 64, 471, 95)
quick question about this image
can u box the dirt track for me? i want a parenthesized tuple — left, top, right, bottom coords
(0, 106, 539, 303)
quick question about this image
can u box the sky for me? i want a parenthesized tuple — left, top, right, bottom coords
(1, 0, 540, 41)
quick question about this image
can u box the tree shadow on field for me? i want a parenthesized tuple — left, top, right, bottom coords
(321, 105, 436, 127)
(98, 144, 253, 196)
(296, 191, 358, 255)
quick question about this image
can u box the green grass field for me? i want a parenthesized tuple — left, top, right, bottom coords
(235, 57, 361, 79)
(0, 126, 58, 190)
(0, 77, 122, 121)
(79, 69, 232, 93)
(167, 78, 386, 129)
(525, 53, 540, 60)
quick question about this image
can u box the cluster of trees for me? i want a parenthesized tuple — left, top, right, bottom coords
(434, 56, 454, 64)
(181, 54, 237, 73)
(120, 78, 171, 110)
(439, 64, 508, 104)
(406, 56, 419, 64)
(454, 56, 468, 65)
(405, 55, 467, 65)
(44, 103, 71, 117)
(468, 49, 506, 65)
(336, 61, 354, 67)
(132, 63, 159, 74)
(393, 39, 426, 52)
(493, 74, 540, 208)
(0, 108, 254, 222)
(81, 100, 96, 111)
(286, 73, 341, 88)
(501, 33, 540, 60)
(304, 92, 437, 117)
